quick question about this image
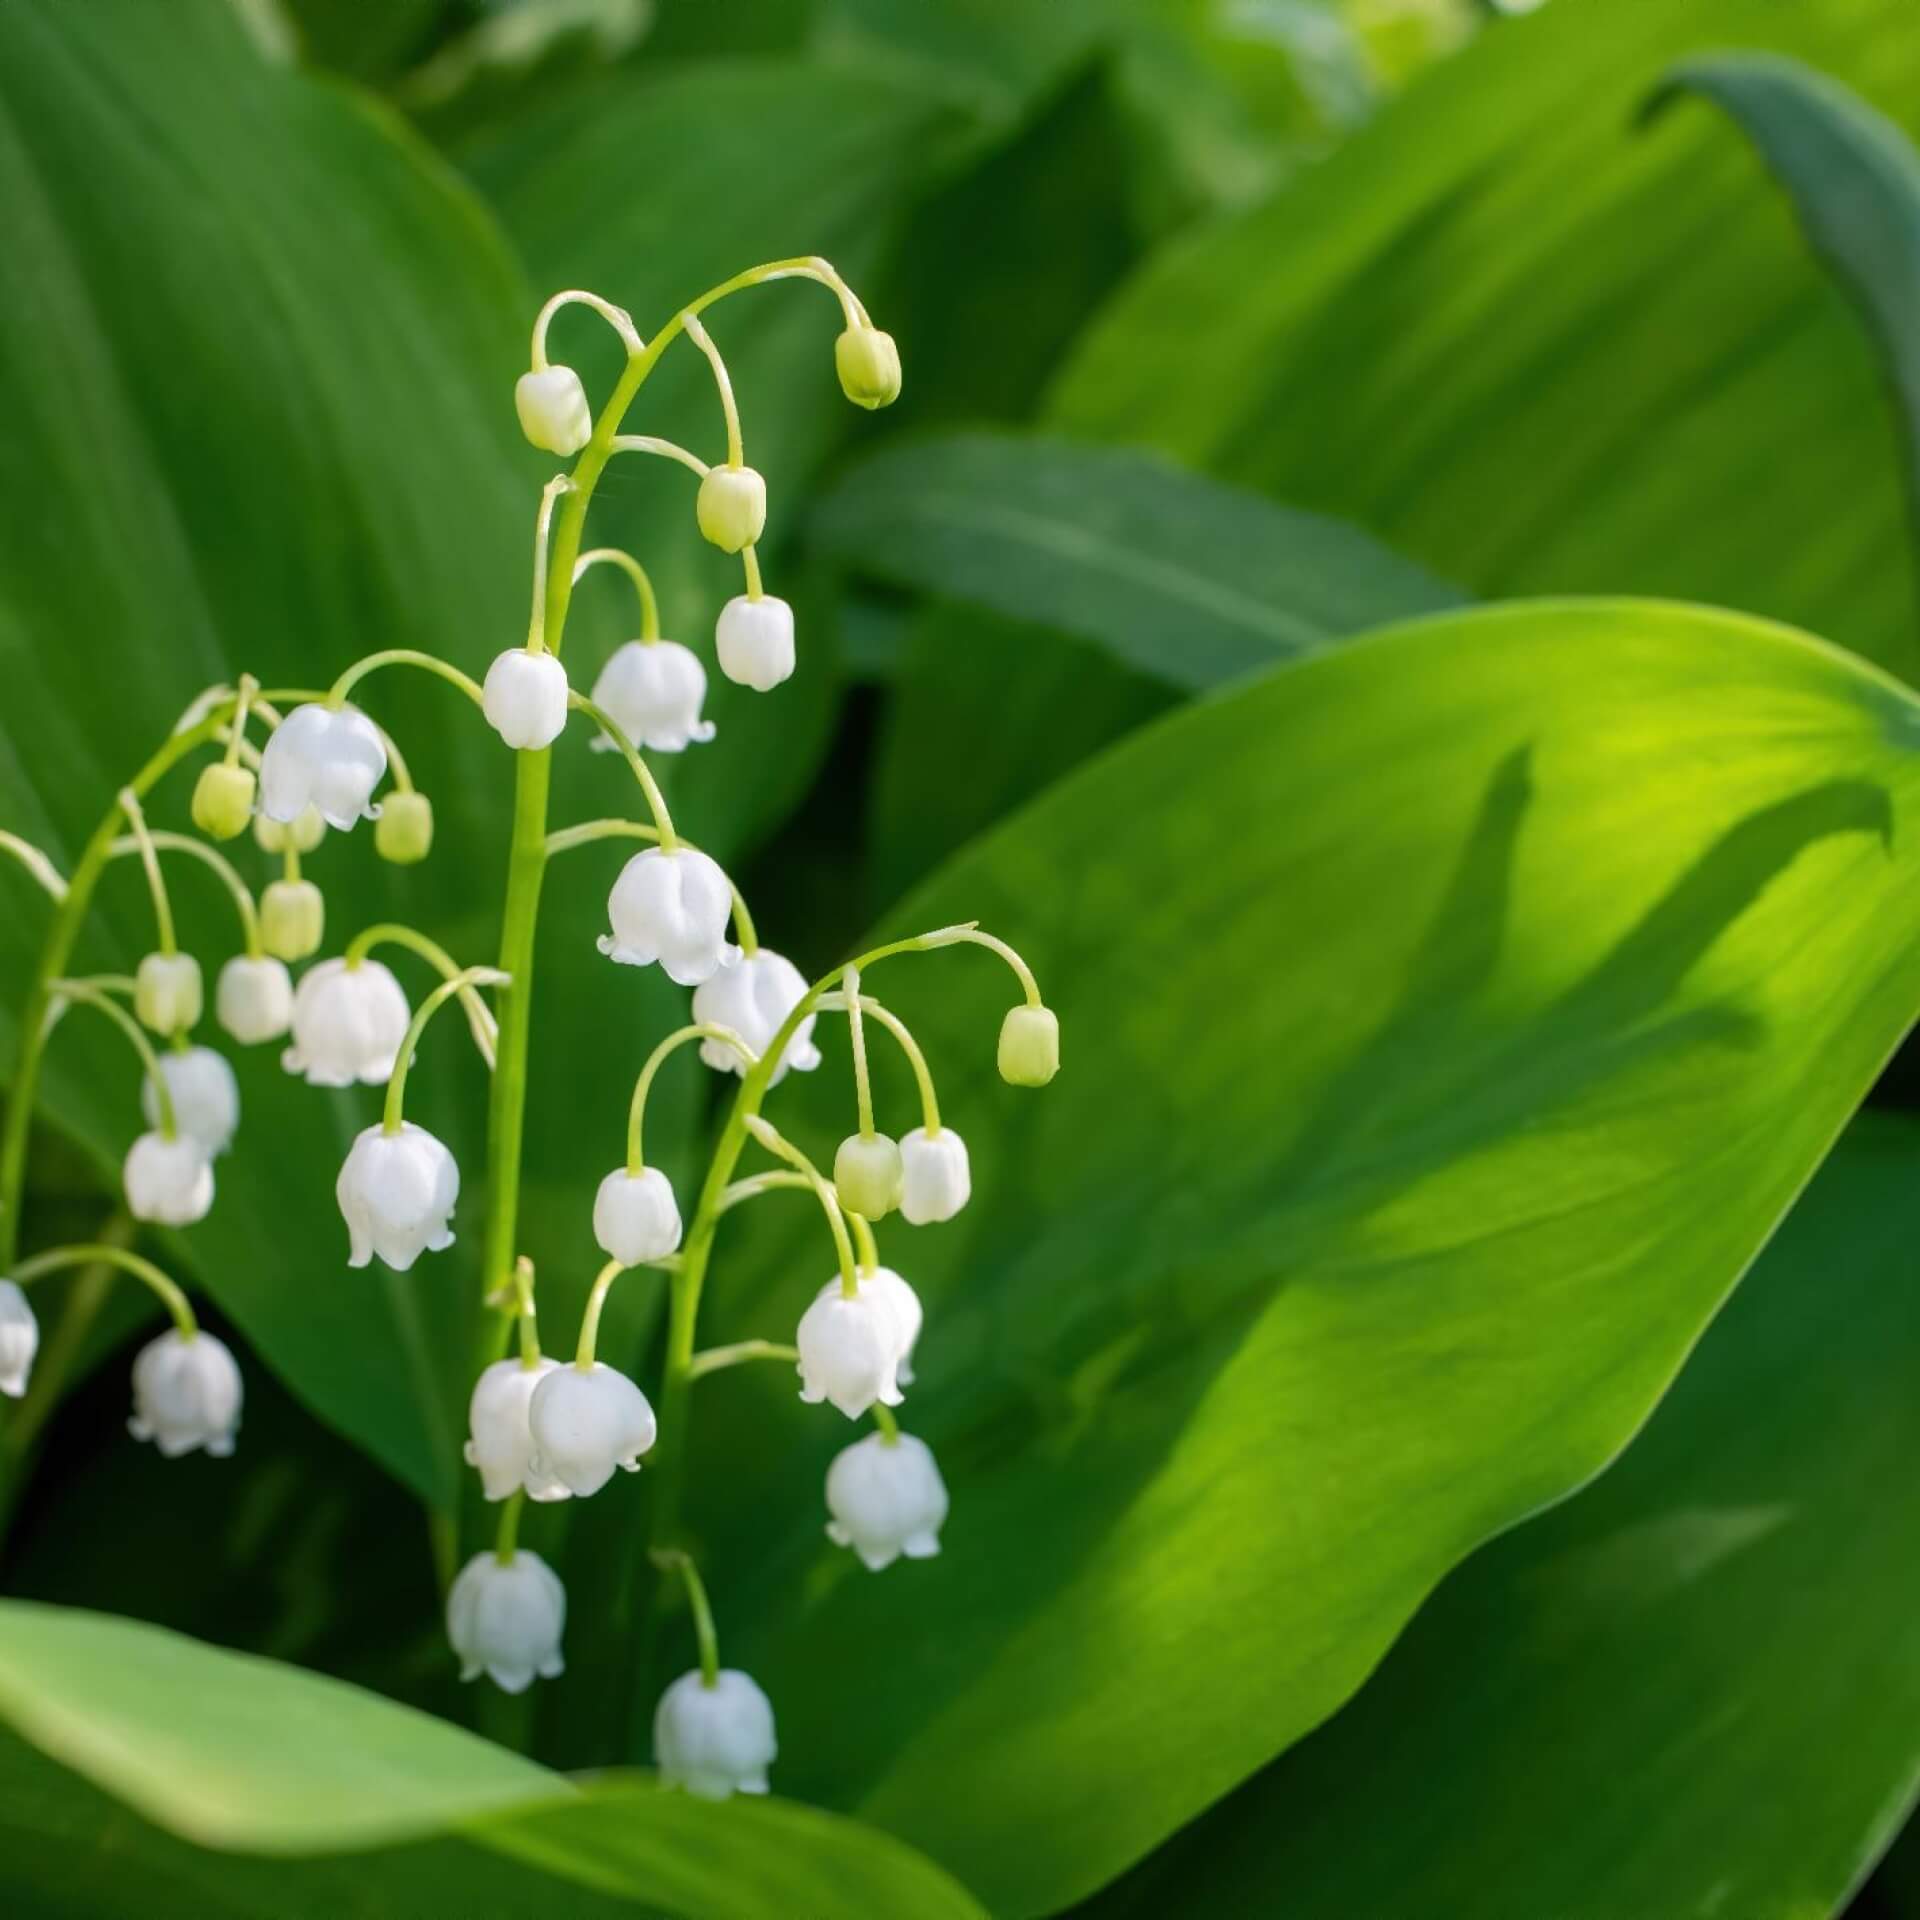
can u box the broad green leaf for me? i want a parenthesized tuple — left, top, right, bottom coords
(0, 1605, 986, 1918)
(813, 430, 1464, 688)
(1050, 0, 1920, 682)
(673, 599, 1920, 1914)
(1651, 54, 1920, 622)
(1086, 1110, 1920, 1920)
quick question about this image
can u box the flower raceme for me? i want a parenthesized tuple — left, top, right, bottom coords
(0, 260, 1064, 1803)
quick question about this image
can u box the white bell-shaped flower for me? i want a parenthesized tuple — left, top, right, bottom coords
(483, 648, 570, 750)
(715, 594, 795, 692)
(814, 1265, 923, 1387)
(216, 954, 293, 1045)
(128, 1329, 242, 1458)
(515, 365, 592, 456)
(447, 1550, 567, 1692)
(258, 703, 387, 830)
(599, 846, 739, 986)
(0, 1280, 38, 1398)
(826, 1431, 949, 1570)
(590, 640, 715, 754)
(336, 1121, 459, 1271)
(124, 1132, 214, 1226)
(142, 1046, 240, 1158)
(654, 1669, 777, 1800)
(899, 1126, 970, 1226)
(134, 951, 203, 1035)
(465, 1357, 571, 1502)
(527, 1361, 657, 1497)
(282, 958, 410, 1087)
(593, 1167, 682, 1267)
(692, 949, 819, 1086)
(796, 1271, 906, 1419)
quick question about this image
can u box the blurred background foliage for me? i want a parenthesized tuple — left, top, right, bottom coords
(6, 0, 1920, 1914)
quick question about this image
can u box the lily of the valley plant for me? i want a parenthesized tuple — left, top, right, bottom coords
(0, 260, 1058, 1797)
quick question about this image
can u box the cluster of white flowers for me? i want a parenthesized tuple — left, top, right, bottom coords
(0, 261, 1057, 1811)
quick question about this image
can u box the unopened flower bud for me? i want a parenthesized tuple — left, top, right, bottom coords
(254, 804, 325, 855)
(375, 790, 434, 864)
(692, 949, 818, 1086)
(336, 1121, 459, 1271)
(715, 594, 795, 692)
(447, 1549, 567, 1692)
(835, 326, 902, 409)
(899, 1126, 970, 1225)
(282, 957, 410, 1087)
(590, 640, 715, 754)
(143, 1046, 240, 1158)
(129, 1328, 242, 1458)
(124, 1132, 215, 1226)
(134, 951, 202, 1035)
(593, 1167, 682, 1267)
(826, 1430, 948, 1569)
(834, 1132, 901, 1221)
(260, 879, 324, 962)
(696, 464, 766, 554)
(515, 365, 592, 456)
(259, 703, 386, 831)
(191, 762, 256, 841)
(483, 648, 570, 751)
(998, 1004, 1060, 1087)
(527, 1361, 657, 1497)
(599, 845, 739, 985)
(0, 1281, 38, 1398)
(655, 1669, 777, 1800)
(466, 1357, 570, 1503)
(796, 1272, 905, 1419)
(216, 955, 293, 1045)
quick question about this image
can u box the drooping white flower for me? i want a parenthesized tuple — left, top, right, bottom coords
(465, 1357, 570, 1502)
(862, 1265, 924, 1386)
(260, 878, 325, 962)
(482, 649, 570, 751)
(447, 1550, 567, 1693)
(599, 846, 739, 985)
(336, 1122, 459, 1271)
(123, 1132, 214, 1226)
(0, 1281, 38, 1398)
(833, 1132, 901, 1221)
(527, 1361, 657, 1497)
(998, 1004, 1060, 1086)
(134, 951, 203, 1036)
(142, 1046, 240, 1157)
(695, 464, 767, 554)
(592, 1167, 682, 1267)
(258, 703, 387, 831)
(590, 641, 715, 754)
(515, 365, 592, 456)
(216, 954, 293, 1045)
(826, 1431, 948, 1570)
(715, 594, 795, 692)
(282, 958, 410, 1087)
(654, 1669, 777, 1800)
(899, 1126, 970, 1226)
(128, 1329, 242, 1458)
(692, 949, 818, 1086)
(796, 1272, 906, 1419)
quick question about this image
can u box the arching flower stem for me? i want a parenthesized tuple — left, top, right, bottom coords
(650, 1548, 720, 1688)
(575, 548, 661, 641)
(50, 979, 178, 1139)
(0, 833, 67, 904)
(817, 991, 941, 1134)
(627, 1023, 756, 1174)
(575, 1256, 629, 1369)
(10, 1243, 196, 1340)
(382, 967, 508, 1135)
(112, 831, 262, 958)
(345, 923, 500, 1068)
(563, 694, 677, 852)
(742, 1116, 858, 1298)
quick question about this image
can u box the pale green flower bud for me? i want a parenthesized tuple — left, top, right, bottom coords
(134, 951, 203, 1035)
(696, 464, 767, 554)
(260, 878, 324, 962)
(254, 804, 325, 855)
(835, 326, 901, 409)
(998, 1005, 1060, 1087)
(515, 365, 592, 457)
(375, 790, 434, 865)
(191, 762, 255, 842)
(834, 1132, 902, 1221)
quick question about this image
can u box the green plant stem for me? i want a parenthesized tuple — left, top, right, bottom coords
(650, 1548, 720, 1686)
(575, 548, 660, 640)
(627, 1023, 755, 1172)
(326, 648, 484, 709)
(822, 991, 941, 1133)
(383, 968, 506, 1135)
(575, 1256, 628, 1367)
(0, 832, 66, 903)
(686, 1339, 800, 1381)
(11, 1242, 196, 1337)
(345, 923, 498, 1068)
(493, 1487, 525, 1565)
(0, 704, 236, 1268)
(50, 980, 178, 1140)
(111, 832, 261, 957)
